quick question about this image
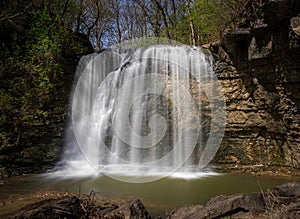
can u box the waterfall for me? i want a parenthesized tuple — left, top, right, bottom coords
(52, 45, 225, 182)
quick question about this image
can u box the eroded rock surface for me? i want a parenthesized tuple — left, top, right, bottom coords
(211, 0, 300, 173)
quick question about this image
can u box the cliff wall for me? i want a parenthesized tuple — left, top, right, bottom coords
(212, 0, 300, 173)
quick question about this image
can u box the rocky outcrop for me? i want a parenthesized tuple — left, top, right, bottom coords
(211, 0, 300, 173)
(157, 181, 300, 219)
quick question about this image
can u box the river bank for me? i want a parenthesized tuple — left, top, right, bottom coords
(1, 171, 299, 218)
(1, 181, 299, 218)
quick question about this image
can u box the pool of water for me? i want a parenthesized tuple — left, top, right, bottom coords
(0, 172, 297, 216)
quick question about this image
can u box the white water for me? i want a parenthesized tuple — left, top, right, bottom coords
(52, 45, 225, 182)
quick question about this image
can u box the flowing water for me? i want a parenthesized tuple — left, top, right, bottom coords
(53, 45, 225, 182)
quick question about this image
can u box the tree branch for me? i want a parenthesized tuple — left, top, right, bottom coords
(0, 3, 33, 22)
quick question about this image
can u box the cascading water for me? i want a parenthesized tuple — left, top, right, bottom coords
(52, 45, 225, 182)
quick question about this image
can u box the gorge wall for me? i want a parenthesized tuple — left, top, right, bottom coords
(211, 0, 300, 173)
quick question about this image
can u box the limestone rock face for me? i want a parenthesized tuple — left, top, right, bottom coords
(211, 0, 300, 171)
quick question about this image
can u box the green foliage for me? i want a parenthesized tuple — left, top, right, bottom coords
(0, 0, 88, 176)
(163, 0, 247, 45)
(192, 0, 222, 42)
(0, 9, 66, 152)
(0, 0, 93, 159)
(26, 10, 63, 80)
(12, 10, 64, 127)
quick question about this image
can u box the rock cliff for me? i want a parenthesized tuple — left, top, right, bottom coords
(211, 0, 300, 173)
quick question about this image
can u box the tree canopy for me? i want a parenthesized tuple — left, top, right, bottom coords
(0, 0, 247, 50)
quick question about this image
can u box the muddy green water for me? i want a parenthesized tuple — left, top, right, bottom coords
(0, 173, 297, 216)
